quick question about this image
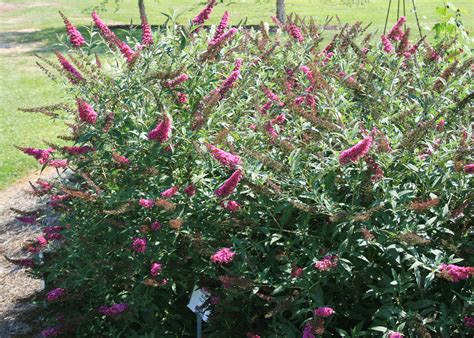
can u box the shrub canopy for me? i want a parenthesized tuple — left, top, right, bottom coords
(18, 2, 473, 337)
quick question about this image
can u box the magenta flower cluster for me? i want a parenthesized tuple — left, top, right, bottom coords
(211, 11, 230, 43)
(208, 27, 238, 48)
(314, 255, 338, 271)
(77, 98, 98, 124)
(339, 136, 372, 165)
(59, 11, 85, 47)
(314, 306, 334, 318)
(55, 52, 83, 83)
(92, 11, 136, 63)
(464, 316, 474, 328)
(387, 16, 406, 41)
(148, 117, 172, 143)
(439, 264, 474, 282)
(207, 144, 242, 169)
(161, 185, 179, 198)
(139, 198, 154, 208)
(99, 303, 128, 317)
(184, 184, 196, 197)
(214, 169, 243, 197)
(150, 262, 162, 277)
(21, 147, 55, 164)
(192, 0, 217, 25)
(221, 200, 240, 212)
(210, 247, 235, 264)
(140, 12, 153, 46)
(464, 164, 474, 174)
(165, 74, 189, 88)
(41, 326, 62, 337)
(302, 323, 315, 338)
(287, 23, 304, 43)
(47, 288, 65, 302)
(381, 35, 394, 53)
(388, 332, 404, 338)
(132, 238, 147, 253)
(63, 145, 94, 155)
(217, 58, 242, 96)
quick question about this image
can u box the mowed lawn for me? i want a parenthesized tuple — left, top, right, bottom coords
(0, 0, 473, 189)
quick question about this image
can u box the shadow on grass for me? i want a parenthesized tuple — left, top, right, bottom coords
(0, 27, 69, 54)
(0, 27, 144, 55)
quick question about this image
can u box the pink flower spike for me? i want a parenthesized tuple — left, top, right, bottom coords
(37, 235, 48, 247)
(184, 184, 196, 197)
(212, 11, 230, 42)
(216, 57, 241, 96)
(147, 116, 172, 143)
(302, 323, 315, 338)
(381, 34, 394, 53)
(210, 247, 235, 264)
(76, 98, 98, 124)
(150, 221, 161, 231)
(114, 39, 136, 63)
(132, 237, 147, 253)
(436, 119, 446, 131)
(139, 198, 155, 208)
(192, 0, 217, 26)
(314, 306, 335, 318)
(208, 27, 238, 47)
(439, 264, 474, 282)
(47, 288, 65, 302)
(99, 303, 128, 317)
(207, 144, 242, 169)
(150, 262, 162, 277)
(59, 11, 85, 47)
(165, 74, 189, 88)
(92, 11, 136, 62)
(55, 52, 83, 83)
(464, 316, 474, 328)
(140, 13, 153, 46)
(265, 121, 279, 139)
(48, 159, 68, 168)
(291, 266, 303, 278)
(287, 23, 304, 43)
(17, 216, 37, 224)
(112, 153, 130, 165)
(262, 86, 284, 107)
(20, 147, 55, 163)
(388, 332, 404, 338)
(221, 200, 240, 212)
(161, 185, 179, 198)
(463, 164, 474, 174)
(214, 169, 243, 197)
(314, 255, 339, 271)
(176, 92, 188, 104)
(387, 16, 406, 41)
(323, 51, 334, 64)
(63, 145, 94, 155)
(92, 11, 116, 42)
(339, 136, 372, 165)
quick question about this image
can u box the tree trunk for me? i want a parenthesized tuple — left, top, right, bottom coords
(276, 0, 285, 24)
(138, 0, 146, 19)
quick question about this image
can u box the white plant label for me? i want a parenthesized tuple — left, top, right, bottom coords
(187, 285, 211, 322)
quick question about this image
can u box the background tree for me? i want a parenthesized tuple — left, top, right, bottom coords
(276, 0, 286, 23)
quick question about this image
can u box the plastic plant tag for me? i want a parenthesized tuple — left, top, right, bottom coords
(187, 285, 211, 322)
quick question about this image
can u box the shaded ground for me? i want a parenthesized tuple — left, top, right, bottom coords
(0, 168, 57, 337)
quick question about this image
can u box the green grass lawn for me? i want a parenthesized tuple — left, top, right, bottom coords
(0, 0, 473, 189)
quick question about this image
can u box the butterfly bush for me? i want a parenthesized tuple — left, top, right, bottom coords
(15, 2, 473, 336)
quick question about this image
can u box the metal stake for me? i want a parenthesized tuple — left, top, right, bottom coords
(196, 313, 202, 338)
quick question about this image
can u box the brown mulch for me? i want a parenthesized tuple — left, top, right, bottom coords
(0, 168, 57, 337)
